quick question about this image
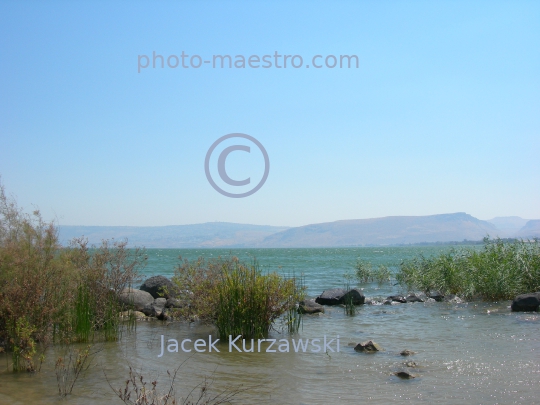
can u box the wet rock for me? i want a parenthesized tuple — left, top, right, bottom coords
(354, 340, 383, 353)
(429, 291, 445, 302)
(511, 292, 540, 312)
(119, 310, 146, 319)
(165, 298, 185, 309)
(315, 288, 365, 306)
(404, 361, 418, 368)
(400, 349, 416, 356)
(119, 288, 154, 311)
(387, 295, 407, 303)
(406, 294, 424, 303)
(394, 370, 416, 379)
(298, 299, 325, 314)
(444, 294, 463, 304)
(140, 275, 177, 299)
(142, 298, 168, 319)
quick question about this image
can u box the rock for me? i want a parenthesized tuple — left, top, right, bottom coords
(383, 300, 393, 305)
(387, 295, 407, 303)
(298, 299, 325, 314)
(315, 288, 365, 306)
(429, 291, 445, 302)
(140, 276, 177, 299)
(444, 294, 463, 304)
(394, 371, 416, 379)
(404, 361, 418, 367)
(142, 298, 168, 319)
(400, 349, 415, 356)
(165, 298, 185, 309)
(119, 310, 146, 319)
(511, 292, 540, 312)
(406, 294, 424, 303)
(118, 288, 154, 311)
(354, 340, 383, 353)
(340, 288, 365, 305)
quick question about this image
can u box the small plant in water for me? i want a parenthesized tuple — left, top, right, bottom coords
(343, 272, 356, 316)
(55, 345, 95, 397)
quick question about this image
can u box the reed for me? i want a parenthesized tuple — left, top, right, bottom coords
(396, 237, 540, 300)
(355, 260, 391, 285)
(173, 257, 303, 340)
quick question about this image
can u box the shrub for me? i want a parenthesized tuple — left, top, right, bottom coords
(0, 181, 145, 371)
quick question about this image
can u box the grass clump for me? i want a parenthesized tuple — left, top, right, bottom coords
(172, 257, 304, 339)
(396, 237, 540, 300)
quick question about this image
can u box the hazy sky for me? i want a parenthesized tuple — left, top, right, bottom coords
(1, 1, 539, 227)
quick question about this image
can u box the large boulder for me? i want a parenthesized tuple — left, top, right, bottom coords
(140, 276, 177, 299)
(119, 288, 154, 311)
(298, 299, 325, 314)
(511, 292, 540, 312)
(315, 288, 365, 306)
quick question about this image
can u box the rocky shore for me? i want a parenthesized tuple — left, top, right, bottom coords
(120, 275, 540, 321)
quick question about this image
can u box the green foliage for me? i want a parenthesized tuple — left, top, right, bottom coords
(0, 181, 145, 371)
(172, 257, 304, 339)
(396, 237, 540, 300)
(355, 260, 392, 285)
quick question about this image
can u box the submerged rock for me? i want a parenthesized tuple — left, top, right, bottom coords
(404, 361, 418, 367)
(395, 370, 416, 379)
(140, 275, 177, 299)
(354, 340, 383, 353)
(315, 288, 365, 306)
(298, 299, 325, 314)
(400, 349, 416, 356)
(118, 288, 154, 311)
(387, 295, 407, 303)
(511, 292, 540, 312)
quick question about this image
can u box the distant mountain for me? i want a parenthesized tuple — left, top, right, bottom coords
(515, 220, 540, 239)
(258, 213, 499, 247)
(58, 223, 289, 248)
(486, 216, 530, 237)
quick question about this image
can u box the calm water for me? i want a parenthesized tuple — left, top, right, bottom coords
(1, 247, 539, 404)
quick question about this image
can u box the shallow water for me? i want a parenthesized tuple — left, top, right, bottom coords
(1, 247, 539, 404)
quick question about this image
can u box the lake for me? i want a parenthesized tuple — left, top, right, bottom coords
(1, 246, 539, 404)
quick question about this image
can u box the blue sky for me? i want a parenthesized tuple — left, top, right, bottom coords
(1, 1, 539, 227)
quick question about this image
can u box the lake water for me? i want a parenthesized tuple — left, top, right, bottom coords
(1, 246, 539, 404)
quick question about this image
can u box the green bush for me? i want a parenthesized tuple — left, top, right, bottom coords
(396, 237, 540, 300)
(0, 181, 145, 371)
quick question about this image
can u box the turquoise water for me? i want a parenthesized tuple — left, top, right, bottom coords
(1, 245, 539, 405)
(141, 245, 475, 296)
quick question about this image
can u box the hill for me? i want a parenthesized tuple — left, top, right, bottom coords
(258, 213, 498, 247)
(57, 222, 289, 248)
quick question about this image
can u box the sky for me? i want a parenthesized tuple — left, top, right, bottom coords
(1, 1, 539, 227)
